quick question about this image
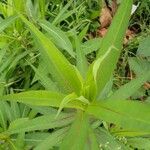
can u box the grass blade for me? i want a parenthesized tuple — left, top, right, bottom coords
(0, 15, 18, 33)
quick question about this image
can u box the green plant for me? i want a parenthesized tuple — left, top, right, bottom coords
(0, 0, 150, 149)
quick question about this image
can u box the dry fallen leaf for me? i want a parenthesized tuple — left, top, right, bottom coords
(98, 28, 108, 37)
(124, 29, 135, 45)
(98, 0, 135, 44)
(144, 82, 150, 90)
(110, 0, 118, 16)
(99, 7, 112, 28)
(99, 0, 118, 29)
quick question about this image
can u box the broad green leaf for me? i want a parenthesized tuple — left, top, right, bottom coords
(15, 132, 25, 150)
(81, 38, 101, 55)
(29, 60, 58, 91)
(29, 106, 57, 115)
(0, 91, 84, 110)
(19, 104, 31, 118)
(20, 15, 83, 94)
(95, 128, 127, 150)
(5, 113, 74, 135)
(11, 132, 50, 149)
(85, 127, 99, 150)
(0, 46, 6, 64)
(0, 15, 18, 33)
(128, 57, 150, 77)
(86, 100, 150, 135)
(0, 101, 13, 123)
(98, 78, 113, 100)
(127, 137, 150, 149)
(137, 36, 150, 57)
(146, 97, 150, 102)
(39, 20, 75, 57)
(23, 132, 52, 147)
(35, 127, 69, 150)
(0, 102, 7, 130)
(108, 71, 150, 100)
(10, 101, 21, 121)
(86, 0, 133, 100)
(60, 112, 89, 150)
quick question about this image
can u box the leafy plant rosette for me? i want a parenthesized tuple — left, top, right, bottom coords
(0, 0, 150, 149)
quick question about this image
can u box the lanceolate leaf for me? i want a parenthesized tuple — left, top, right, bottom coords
(137, 36, 150, 57)
(95, 128, 126, 150)
(60, 112, 89, 150)
(19, 15, 83, 94)
(127, 137, 150, 149)
(81, 38, 101, 55)
(86, 0, 133, 100)
(0, 91, 84, 110)
(34, 127, 69, 150)
(39, 20, 75, 57)
(5, 113, 74, 135)
(86, 100, 150, 135)
(85, 127, 99, 150)
(75, 35, 88, 78)
(108, 71, 150, 100)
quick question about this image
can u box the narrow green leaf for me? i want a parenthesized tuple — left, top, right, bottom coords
(6, 113, 74, 135)
(23, 132, 51, 147)
(60, 112, 89, 150)
(35, 127, 69, 150)
(10, 101, 21, 121)
(0, 15, 18, 33)
(39, 20, 75, 57)
(1, 90, 64, 106)
(108, 71, 150, 100)
(0, 103, 7, 130)
(86, 0, 133, 100)
(52, 0, 73, 25)
(85, 127, 99, 150)
(78, 23, 89, 42)
(25, 0, 35, 19)
(81, 38, 101, 55)
(128, 57, 150, 77)
(15, 132, 25, 150)
(137, 36, 150, 57)
(75, 35, 88, 78)
(28, 60, 58, 91)
(95, 128, 125, 150)
(127, 137, 150, 149)
(38, 0, 45, 19)
(20, 15, 83, 94)
(86, 100, 150, 135)
(0, 91, 84, 110)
